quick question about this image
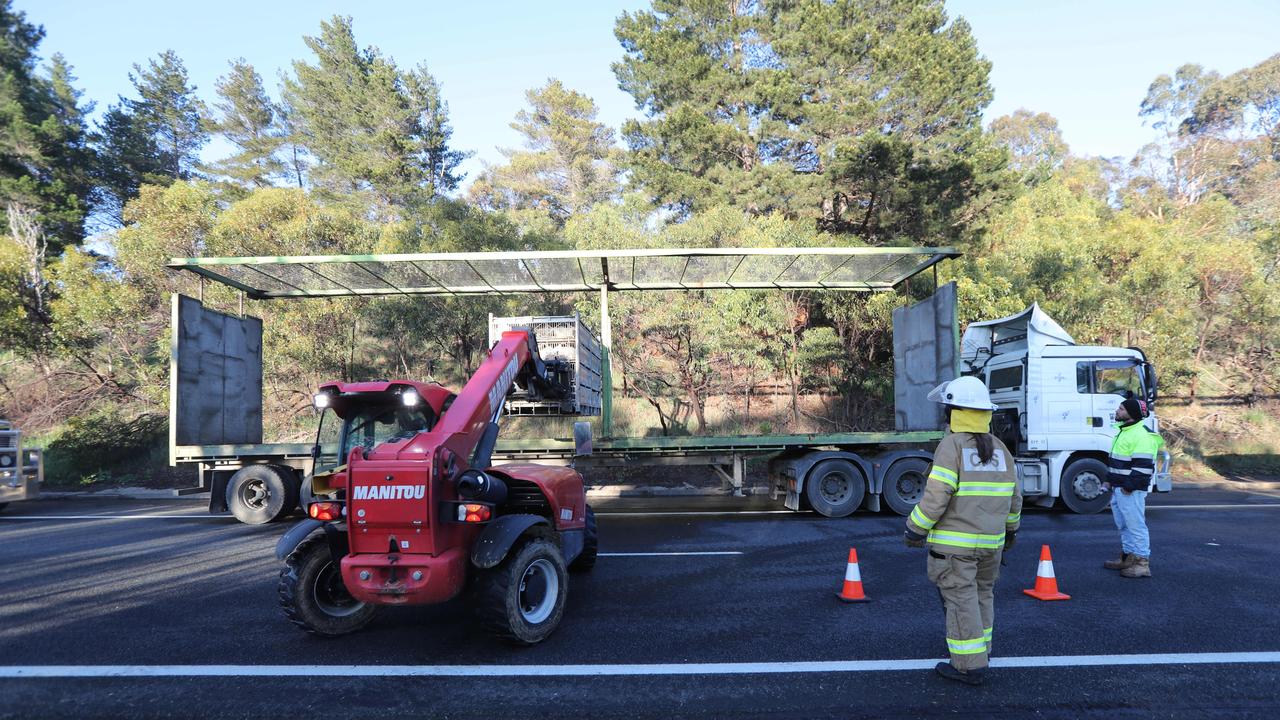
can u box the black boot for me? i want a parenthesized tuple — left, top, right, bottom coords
(935, 661, 985, 686)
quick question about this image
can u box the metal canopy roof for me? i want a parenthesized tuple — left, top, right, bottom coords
(167, 246, 959, 299)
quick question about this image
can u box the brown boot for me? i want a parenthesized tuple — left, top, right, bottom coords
(1120, 556, 1151, 578)
(1104, 552, 1133, 570)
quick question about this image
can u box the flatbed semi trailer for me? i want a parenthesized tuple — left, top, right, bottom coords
(173, 429, 943, 519)
(165, 246, 1169, 524)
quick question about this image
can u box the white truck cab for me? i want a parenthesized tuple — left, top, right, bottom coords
(961, 305, 1172, 513)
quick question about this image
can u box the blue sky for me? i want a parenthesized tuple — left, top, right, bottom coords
(28, 0, 1280, 189)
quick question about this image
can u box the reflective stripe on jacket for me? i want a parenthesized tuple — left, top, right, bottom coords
(1108, 421, 1165, 492)
(906, 432, 1022, 554)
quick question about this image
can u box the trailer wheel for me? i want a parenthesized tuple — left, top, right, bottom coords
(1060, 458, 1111, 514)
(279, 536, 376, 636)
(570, 505, 598, 572)
(881, 458, 930, 516)
(804, 459, 865, 518)
(474, 536, 568, 645)
(227, 465, 298, 525)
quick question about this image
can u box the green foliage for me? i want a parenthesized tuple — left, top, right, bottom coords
(91, 50, 207, 225)
(989, 109, 1068, 185)
(614, 0, 1012, 242)
(470, 79, 619, 233)
(41, 410, 166, 486)
(205, 60, 285, 188)
(0, 3, 92, 250)
(283, 16, 466, 212)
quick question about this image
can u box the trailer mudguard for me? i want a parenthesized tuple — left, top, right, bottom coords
(275, 520, 349, 562)
(471, 514, 549, 569)
(775, 451, 875, 511)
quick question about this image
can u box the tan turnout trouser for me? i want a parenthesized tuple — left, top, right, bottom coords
(927, 548, 1002, 671)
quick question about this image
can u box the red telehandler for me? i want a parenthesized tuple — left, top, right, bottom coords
(274, 329, 597, 644)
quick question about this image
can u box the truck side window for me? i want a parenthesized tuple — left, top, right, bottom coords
(1094, 361, 1142, 399)
(1076, 362, 1092, 393)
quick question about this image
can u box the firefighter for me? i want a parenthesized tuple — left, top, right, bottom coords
(1102, 397, 1162, 578)
(905, 376, 1022, 687)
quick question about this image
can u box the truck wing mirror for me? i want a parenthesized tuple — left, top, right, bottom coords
(310, 445, 320, 460)
(573, 422, 593, 457)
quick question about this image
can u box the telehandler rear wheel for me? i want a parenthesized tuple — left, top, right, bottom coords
(474, 536, 568, 645)
(279, 536, 376, 636)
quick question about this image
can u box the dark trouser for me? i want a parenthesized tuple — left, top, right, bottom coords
(927, 548, 1002, 671)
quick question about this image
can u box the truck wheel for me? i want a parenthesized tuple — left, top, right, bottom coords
(278, 536, 376, 636)
(881, 458, 930, 516)
(570, 505, 598, 572)
(474, 536, 568, 645)
(227, 465, 298, 525)
(1060, 458, 1111, 514)
(804, 459, 865, 518)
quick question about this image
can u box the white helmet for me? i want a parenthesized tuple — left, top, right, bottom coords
(927, 376, 998, 411)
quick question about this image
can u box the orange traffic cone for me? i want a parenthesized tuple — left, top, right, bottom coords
(836, 548, 870, 603)
(1023, 544, 1071, 601)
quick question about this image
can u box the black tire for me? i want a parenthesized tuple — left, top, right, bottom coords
(278, 536, 376, 636)
(1060, 458, 1111, 514)
(570, 505, 598, 572)
(227, 465, 298, 525)
(804, 459, 865, 518)
(881, 458, 930, 516)
(473, 536, 568, 645)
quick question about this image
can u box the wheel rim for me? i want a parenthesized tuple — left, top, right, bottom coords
(1072, 470, 1104, 501)
(895, 471, 925, 503)
(240, 479, 269, 509)
(518, 558, 559, 625)
(312, 561, 364, 617)
(817, 470, 854, 505)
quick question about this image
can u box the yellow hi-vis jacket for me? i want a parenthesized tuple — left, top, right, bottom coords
(906, 432, 1023, 554)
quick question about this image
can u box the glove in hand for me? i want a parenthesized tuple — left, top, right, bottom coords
(905, 530, 926, 548)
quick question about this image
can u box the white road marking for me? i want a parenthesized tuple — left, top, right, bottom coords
(596, 510, 806, 517)
(598, 551, 743, 557)
(1147, 504, 1280, 511)
(2, 652, 1278, 678)
(0, 513, 225, 520)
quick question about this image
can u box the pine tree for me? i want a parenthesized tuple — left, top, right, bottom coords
(614, 0, 1010, 242)
(206, 59, 285, 187)
(91, 50, 208, 225)
(129, 50, 208, 181)
(471, 79, 618, 229)
(284, 16, 466, 211)
(0, 2, 93, 250)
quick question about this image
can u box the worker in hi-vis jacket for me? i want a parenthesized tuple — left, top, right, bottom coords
(905, 376, 1023, 686)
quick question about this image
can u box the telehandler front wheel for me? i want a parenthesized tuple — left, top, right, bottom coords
(474, 536, 568, 645)
(278, 536, 376, 636)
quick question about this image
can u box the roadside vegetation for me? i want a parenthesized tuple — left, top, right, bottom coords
(0, 2, 1275, 488)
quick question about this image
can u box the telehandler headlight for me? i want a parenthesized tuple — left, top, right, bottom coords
(313, 392, 333, 409)
(402, 389, 421, 407)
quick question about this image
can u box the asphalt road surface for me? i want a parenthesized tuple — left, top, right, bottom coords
(2, 486, 1279, 719)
